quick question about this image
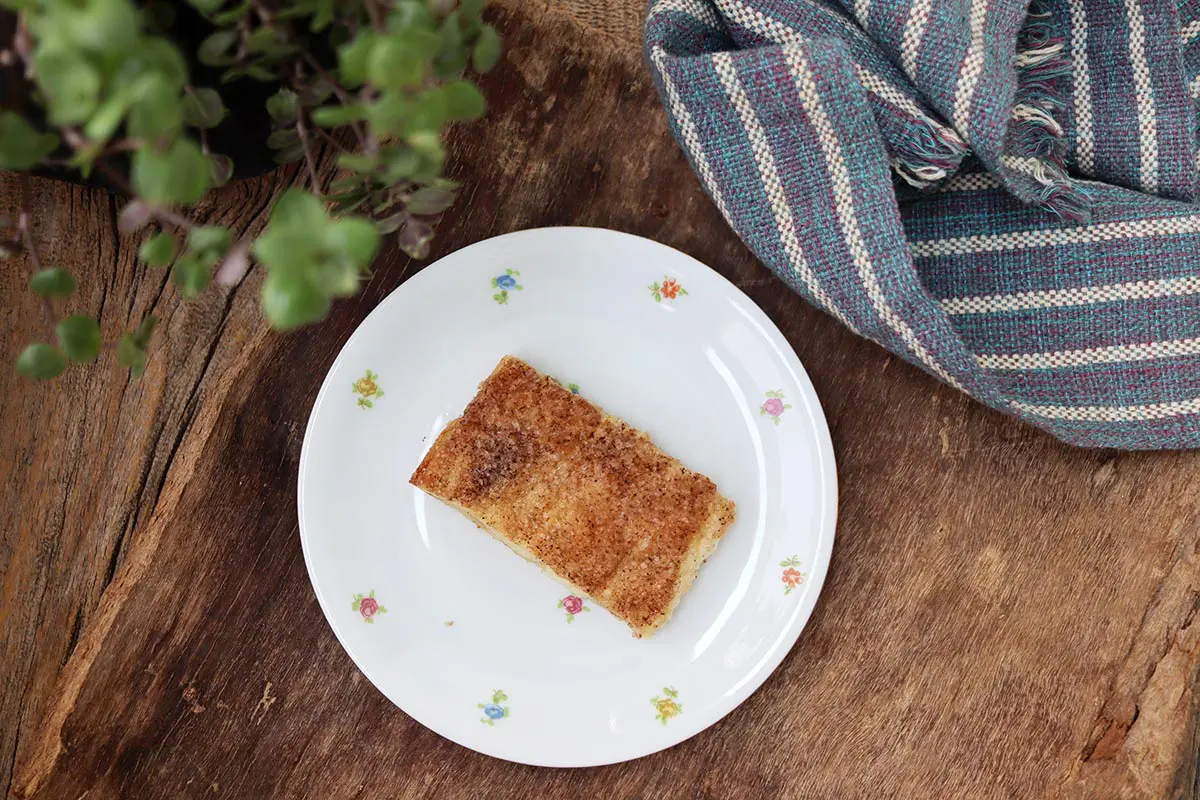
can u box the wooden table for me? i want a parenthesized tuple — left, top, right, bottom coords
(5, 3, 1200, 798)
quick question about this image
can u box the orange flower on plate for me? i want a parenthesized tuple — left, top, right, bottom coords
(649, 276, 688, 302)
(779, 556, 804, 595)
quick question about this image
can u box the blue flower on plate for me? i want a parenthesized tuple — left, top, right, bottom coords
(491, 270, 523, 304)
(478, 689, 509, 725)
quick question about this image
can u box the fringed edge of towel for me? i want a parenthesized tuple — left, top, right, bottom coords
(1003, 0, 1093, 219)
(890, 113, 970, 190)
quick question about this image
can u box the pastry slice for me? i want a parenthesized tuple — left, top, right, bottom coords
(410, 356, 735, 637)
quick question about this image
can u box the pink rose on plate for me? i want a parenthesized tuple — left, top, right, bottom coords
(760, 391, 792, 425)
(352, 591, 387, 624)
(558, 594, 590, 622)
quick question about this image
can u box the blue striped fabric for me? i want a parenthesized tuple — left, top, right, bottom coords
(645, 0, 1200, 448)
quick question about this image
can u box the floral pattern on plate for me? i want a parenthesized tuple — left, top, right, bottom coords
(651, 687, 682, 725)
(649, 276, 688, 303)
(479, 689, 510, 726)
(760, 390, 792, 425)
(352, 590, 388, 623)
(780, 556, 804, 595)
(492, 269, 523, 304)
(558, 594, 591, 623)
(352, 370, 384, 409)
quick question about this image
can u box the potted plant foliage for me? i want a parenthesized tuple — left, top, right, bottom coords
(0, 0, 501, 379)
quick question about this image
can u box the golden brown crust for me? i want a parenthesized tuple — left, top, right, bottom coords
(410, 356, 736, 636)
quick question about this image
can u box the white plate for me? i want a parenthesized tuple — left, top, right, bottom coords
(298, 227, 836, 767)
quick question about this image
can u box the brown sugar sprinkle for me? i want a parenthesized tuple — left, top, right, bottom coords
(456, 426, 522, 498)
(410, 356, 735, 637)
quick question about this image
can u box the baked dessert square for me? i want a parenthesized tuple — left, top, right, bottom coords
(410, 356, 735, 637)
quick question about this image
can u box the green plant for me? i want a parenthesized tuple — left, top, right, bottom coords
(1, 0, 501, 379)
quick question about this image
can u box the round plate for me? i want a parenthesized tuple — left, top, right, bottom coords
(298, 227, 836, 767)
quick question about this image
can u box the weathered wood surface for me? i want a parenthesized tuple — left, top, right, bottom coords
(4, 2, 1200, 798)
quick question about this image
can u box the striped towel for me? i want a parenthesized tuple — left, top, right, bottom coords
(645, 0, 1200, 449)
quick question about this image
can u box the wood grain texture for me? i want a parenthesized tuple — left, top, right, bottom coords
(4, 2, 1200, 798)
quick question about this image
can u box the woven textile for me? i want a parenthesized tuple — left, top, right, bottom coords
(644, 0, 1200, 449)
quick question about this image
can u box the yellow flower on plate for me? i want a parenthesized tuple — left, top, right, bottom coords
(650, 686, 682, 724)
(352, 369, 384, 409)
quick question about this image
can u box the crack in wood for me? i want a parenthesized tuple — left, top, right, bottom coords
(250, 682, 276, 726)
(1061, 516, 1200, 798)
(61, 607, 85, 668)
(101, 184, 275, 592)
(4, 687, 27, 800)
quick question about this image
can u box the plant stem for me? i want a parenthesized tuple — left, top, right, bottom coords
(100, 139, 142, 155)
(354, 92, 381, 157)
(312, 125, 346, 152)
(250, 0, 273, 25)
(17, 180, 57, 338)
(234, 13, 251, 61)
(299, 51, 368, 149)
(364, 0, 385, 31)
(152, 206, 196, 232)
(183, 86, 212, 155)
(13, 17, 31, 65)
(295, 114, 323, 198)
(91, 155, 132, 190)
(91, 158, 195, 231)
